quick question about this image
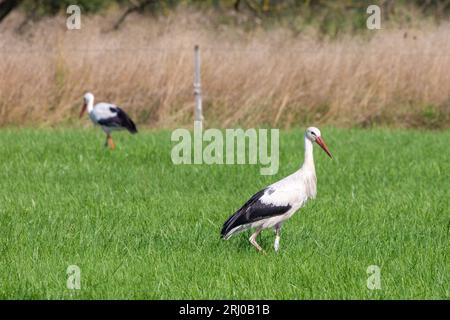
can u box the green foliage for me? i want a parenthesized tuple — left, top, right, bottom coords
(21, 0, 118, 15)
(419, 104, 449, 129)
(0, 128, 448, 298)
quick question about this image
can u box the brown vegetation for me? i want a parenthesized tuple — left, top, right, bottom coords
(0, 10, 449, 129)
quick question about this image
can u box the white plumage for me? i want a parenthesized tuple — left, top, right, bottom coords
(88, 103, 118, 126)
(221, 127, 332, 252)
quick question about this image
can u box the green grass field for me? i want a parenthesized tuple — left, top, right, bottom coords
(0, 127, 448, 299)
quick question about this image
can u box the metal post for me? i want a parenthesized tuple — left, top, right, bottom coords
(194, 45, 203, 127)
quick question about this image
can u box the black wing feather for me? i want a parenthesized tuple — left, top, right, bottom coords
(220, 188, 291, 238)
(98, 107, 138, 134)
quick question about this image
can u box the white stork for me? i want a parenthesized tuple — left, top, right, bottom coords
(220, 127, 333, 252)
(79, 92, 138, 149)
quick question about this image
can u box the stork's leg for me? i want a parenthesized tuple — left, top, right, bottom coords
(106, 134, 116, 150)
(274, 224, 282, 252)
(249, 227, 264, 253)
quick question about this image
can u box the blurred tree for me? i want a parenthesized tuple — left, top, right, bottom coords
(0, 0, 449, 33)
(0, 0, 22, 23)
(113, 0, 158, 30)
(20, 0, 115, 15)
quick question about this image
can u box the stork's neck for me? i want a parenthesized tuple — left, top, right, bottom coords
(301, 135, 315, 171)
(87, 99, 94, 113)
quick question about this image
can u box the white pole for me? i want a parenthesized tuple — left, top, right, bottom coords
(194, 45, 203, 127)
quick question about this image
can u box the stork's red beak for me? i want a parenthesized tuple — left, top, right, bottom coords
(316, 136, 333, 159)
(79, 103, 87, 118)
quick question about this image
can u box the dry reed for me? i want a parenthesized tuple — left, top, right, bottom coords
(0, 10, 449, 129)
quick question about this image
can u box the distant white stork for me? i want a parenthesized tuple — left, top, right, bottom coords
(220, 127, 333, 252)
(79, 92, 137, 149)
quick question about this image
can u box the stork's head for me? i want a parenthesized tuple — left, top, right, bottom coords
(305, 127, 333, 159)
(80, 92, 94, 118)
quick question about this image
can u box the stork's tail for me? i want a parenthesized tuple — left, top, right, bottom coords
(126, 118, 138, 134)
(220, 213, 242, 240)
(220, 226, 231, 240)
(116, 107, 138, 134)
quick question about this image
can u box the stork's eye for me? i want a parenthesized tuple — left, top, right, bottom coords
(310, 131, 316, 136)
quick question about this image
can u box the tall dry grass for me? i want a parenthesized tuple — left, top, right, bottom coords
(0, 10, 449, 129)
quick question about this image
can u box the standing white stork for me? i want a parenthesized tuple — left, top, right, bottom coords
(220, 127, 333, 252)
(79, 92, 138, 149)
